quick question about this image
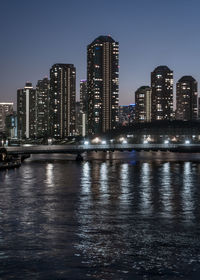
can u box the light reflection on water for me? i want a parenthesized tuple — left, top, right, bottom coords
(1, 152, 200, 279)
(139, 162, 152, 215)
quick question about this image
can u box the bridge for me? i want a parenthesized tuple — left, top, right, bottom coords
(5, 143, 200, 160)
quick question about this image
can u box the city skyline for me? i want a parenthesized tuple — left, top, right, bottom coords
(1, 0, 200, 106)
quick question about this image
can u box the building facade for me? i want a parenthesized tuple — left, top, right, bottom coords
(176, 76, 198, 121)
(151, 66, 173, 121)
(79, 79, 87, 136)
(135, 86, 152, 122)
(87, 35, 119, 134)
(75, 101, 82, 135)
(80, 80, 87, 114)
(49, 64, 76, 138)
(0, 103, 13, 132)
(17, 83, 36, 139)
(36, 77, 50, 138)
(5, 112, 17, 139)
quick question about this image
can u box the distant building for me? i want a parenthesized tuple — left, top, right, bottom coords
(176, 76, 198, 121)
(119, 104, 136, 126)
(87, 35, 119, 134)
(80, 80, 87, 114)
(135, 86, 152, 122)
(36, 77, 50, 138)
(17, 82, 36, 139)
(151, 66, 173, 121)
(80, 80, 87, 136)
(5, 112, 17, 138)
(75, 101, 82, 135)
(49, 64, 76, 138)
(0, 103, 13, 132)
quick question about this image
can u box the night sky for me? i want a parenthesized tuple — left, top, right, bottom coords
(1, 0, 200, 107)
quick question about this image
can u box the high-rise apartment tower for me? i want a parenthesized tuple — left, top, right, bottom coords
(49, 64, 76, 138)
(17, 82, 36, 139)
(36, 77, 50, 138)
(87, 35, 119, 134)
(135, 86, 152, 122)
(176, 76, 198, 121)
(151, 66, 173, 121)
(0, 103, 13, 132)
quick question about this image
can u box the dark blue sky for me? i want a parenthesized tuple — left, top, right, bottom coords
(1, 0, 200, 106)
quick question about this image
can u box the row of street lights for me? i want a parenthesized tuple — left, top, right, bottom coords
(84, 138, 191, 146)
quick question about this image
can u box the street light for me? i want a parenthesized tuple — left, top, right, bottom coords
(92, 137, 100, 144)
(185, 140, 190, 144)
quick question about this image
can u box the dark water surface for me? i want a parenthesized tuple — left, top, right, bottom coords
(1, 151, 200, 279)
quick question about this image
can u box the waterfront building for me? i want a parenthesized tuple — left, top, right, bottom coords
(5, 112, 17, 139)
(87, 35, 119, 134)
(151, 66, 173, 121)
(119, 104, 136, 126)
(36, 77, 50, 138)
(176, 76, 198, 121)
(17, 83, 36, 139)
(135, 86, 152, 122)
(49, 64, 76, 138)
(0, 103, 13, 132)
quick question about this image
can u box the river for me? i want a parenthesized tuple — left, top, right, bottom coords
(0, 151, 200, 279)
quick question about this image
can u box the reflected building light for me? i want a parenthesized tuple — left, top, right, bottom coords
(100, 163, 108, 195)
(120, 163, 130, 207)
(46, 163, 54, 187)
(140, 162, 152, 214)
(160, 162, 172, 217)
(81, 162, 91, 195)
(182, 162, 194, 220)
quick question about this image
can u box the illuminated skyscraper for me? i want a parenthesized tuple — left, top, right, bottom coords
(135, 86, 152, 122)
(49, 64, 76, 138)
(87, 35, 119, 134)
(151, 66, 173, 121)
(17, 82, 36, 139)
(36, 77, 50, 137)
(176, 76, 198, 121)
